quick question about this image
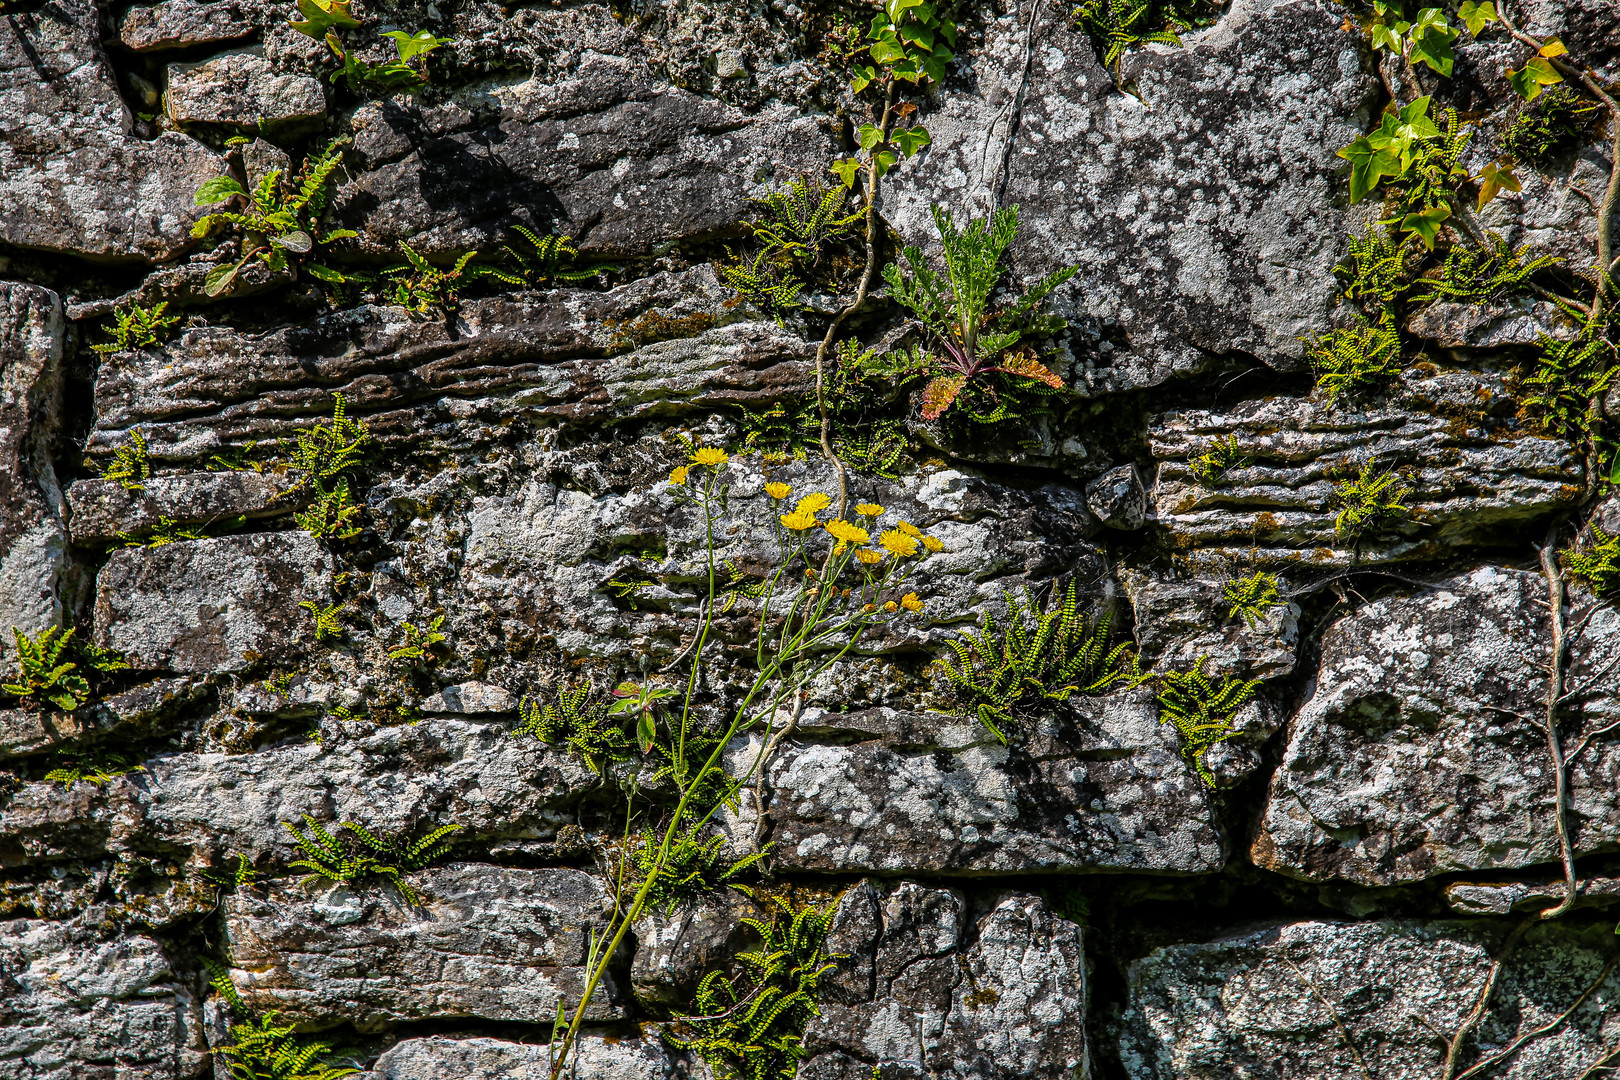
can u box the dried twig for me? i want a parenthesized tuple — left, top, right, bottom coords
(1282, 956, 1376, 1080)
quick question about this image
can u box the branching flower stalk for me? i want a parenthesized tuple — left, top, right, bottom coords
(546, 449, 937, 1079)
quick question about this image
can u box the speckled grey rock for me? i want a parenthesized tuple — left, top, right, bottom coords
(356, 1034, 699, 1080)
(66, 472, 300, 545)
(1150, 369, 1582, 569)
(0, 676, 209, 759)
(93, 532, 336, 673)
(0, 917, 208, 1079)
(631, 886, 758, 1008)
(118, 0, 262, 52)
(1123, 570, 1301, 679)
(1086, 464, 1148, 531)
(0, 285, 68, 638)
(166, 50, 326, 135)
(765, 688, 1225, 875)
(1254, 566, 1620, 886)
(419, 682, 516, 715)
(1405, 298, 1575, 348)
(1445, 876, 1620, 915)
(0, 0, 221, 261)
(1119, 919, 1620, 1080)
(0, 718, 592, 869)
(885, 0, 1377, 395)
(802, 884, 1087, 1080)
(223, 864, 622, 1029)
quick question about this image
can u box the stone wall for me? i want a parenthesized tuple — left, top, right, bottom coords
(1, 0, 1619, 1077)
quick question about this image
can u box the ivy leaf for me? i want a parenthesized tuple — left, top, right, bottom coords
(1397, 204, 1452, 249)
(1507, 55, 1563, 100)
(870, 148, 898, 179)
(1609, 447, 1620, 485)
(920, 374, 967, 420)
(1337, 135, 1403, 204)
(1457, 0, 1497, 35)
(1538, 38, 1568, 57)
(830, 158, 863, 188)
(194, 176, 246, 206)
(382, 29, 452, 61)
(857, 123, 885, 152)
(289, 0, 359, 39)
(1408, 9, 1458, 76)
(1370, 22, 1404, 52)
(850, 63, 876, 93)
(892, 125, 931, 157)
(1474, 161, 1520, 210)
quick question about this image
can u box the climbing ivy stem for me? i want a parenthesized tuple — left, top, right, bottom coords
(1537, 530, 1580, 920)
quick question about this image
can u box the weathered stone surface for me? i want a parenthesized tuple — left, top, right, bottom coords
(357, 1035, 697, 1080)
(0, 918, 208, 1079)
(1119, 919, 1620, 1080)
(1086, 464, 1148, 531)
(0, 285, 68, 637)
(419, 681, 516, 715)
(1405, 298, 1575, 348)
(1150, 370, 1583, 569)
(765, 689, 1225, 875)
(118, 0, 261, 52)
(165, 50, 326, 134)
(224, 864, 622, 1029)
(631, 886, 758, 1008)
(66, 472, 300, 545)
(802, 884, 1087, 1080)
(1445, 876, 1620, 915)
(0, 676, 209, 759)
(0, 718, 591, 868)
(1123, 570, 1301, 679)
(0, 0, 221, 261)
(93, 532, 335, 673)
(885, 0, 1377, 395)
(337, 51, 835, 258)
(1254, 566, 1620, 886)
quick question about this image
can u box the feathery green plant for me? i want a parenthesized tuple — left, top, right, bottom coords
(627, 826, 768, 916)
(218, 1010, 358, 1080)
(1305, 312, 1403, 407)
(1412, 233, 1559, 304)
(937, 580, 1146, 744)
(287, 393, 370, 497)
(4, 627, 90, 710)
(1187, 434, 1249, 485)
(666, 895, 838, 1080)
(199, 852, 260, 893)
(1331, 459, 1414, 541)
(383, 244, 480, 318)
(94, 302, 180, 355)
(387, 615, 446, 664)
(284, 814, 461, 906)
(1337, 97, 1470, 249)
(1073, 0, 1222, 78)
(1519, 320, 1618, 442)
(484, 228, 614, 287)
(43, 751, 143, 790)
(1223, 571, 1282, 629)
(299, 599, 347, 641)
(721, 250, 806, 324)
(883, 205, 1077, 424)
(1332, 227, 1414, 314)
(1156, 657, 1261, 786)
(750, 176, 863, 268)
(294, 479, 363, 540)
(1501, 85, 1602, 166)
(192, 138, 355, 296)
(514, 684, 634, 776)
(1563, 526, 1620, 597)
(117, 515, 214, 547)
(96, 431, 152, 491)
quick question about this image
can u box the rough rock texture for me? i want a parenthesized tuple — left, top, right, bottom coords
(223, 865, 621, 1028)
(1255, 566, 1620, 886)
(118, 0, 262, 53)
(356, 1035, 697, 1080)
(66, 472, 300, 545)
(1120, 919, 1620, 1079)
(0, 918, 208, 1079)
(0, 285, 68, 637)
(165, 50, 326, 135)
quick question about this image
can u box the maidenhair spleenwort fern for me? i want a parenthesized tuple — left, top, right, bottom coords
(937, 580, 1147, 744)
(1563, 526, 1620, 598)
(513, 683, 634, 776)
(218, 1011, 357, 1080)
(666, 895, 838, 1080)
(627, 826, 768, 916)
(1156, 657, 1261, 787)
(284, 815, 461, 906)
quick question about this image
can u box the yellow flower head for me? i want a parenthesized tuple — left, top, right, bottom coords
(900, 592, 924, 612)
(780, 508, 818, 531)
(765, 482, 792, 500)
(922, 535, 944, 553)
(855, 503, 885, 518)
(690, 446, 729, 467)
(825, 519, 871, 546)
(796, 492, 832, 515)
(878, 529, 920, 558)
(668, 466, 690, 486)
(883, 600, 898, 612)
(855, 548, 883, 565)
(896, 520, 923, 538)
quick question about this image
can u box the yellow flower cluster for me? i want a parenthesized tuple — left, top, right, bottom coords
(691, 447, 729, 466)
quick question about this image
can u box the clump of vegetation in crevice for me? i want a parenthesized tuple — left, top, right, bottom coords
(1072, 0, 1225, 82)
(1155, 657, 1261, 786)
(1500, 84, 1603, 167)
(284, 814, 461, 906)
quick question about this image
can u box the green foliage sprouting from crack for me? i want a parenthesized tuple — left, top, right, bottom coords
(883, 204, 1077, 425)
(1337, 96, 1471, 249)
(624, 826, 768, 916)
(1332, 459, 1414, 542)
(1305, 312, 1403, 408)
(192, 137, 355, 296)
(1519, 319, 1618, 444)
(1156, 657, 1261, 786)
(284, 814, 461, 906)
(937, 580, 1146, 744)
(289, 0, 450, 96)
(1332, 226, 1416, 315)
(1223, 571, 1283, 629)
(383, 244, 481, 318)
(387, 615, 447, 664)
(513, 683, 635, 776)
(4, 627, 91, 711)
(485, 228, 615, 287)
(720, 174, 865, 324)
(1188, 434, 1249, 485)
(43, 751, 143, 789)
(288, 394, 371, 490)
(94, 302, 179, 355)
(1411, 232, 1559, 305)
(1073, 0, 1223, 79)
(1563, 525, 1620, 597)
(294, 479, 363, 540)
(1501, 84, 1602, 167)
(299, 599, 347, 641)
(218, 1009, 358, 1080)
(94, 431, 152, 491)
(666, 895, 839, 1080)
